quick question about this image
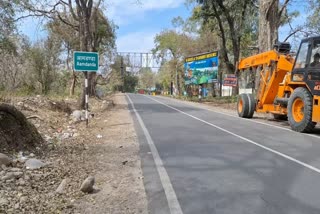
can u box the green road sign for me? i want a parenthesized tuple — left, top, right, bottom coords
(73, 51, 99, 72)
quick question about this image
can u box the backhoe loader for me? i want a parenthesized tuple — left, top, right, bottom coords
(237, 36, 320, 133)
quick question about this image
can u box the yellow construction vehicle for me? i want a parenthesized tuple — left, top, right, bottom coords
(237, 37, 320, 132)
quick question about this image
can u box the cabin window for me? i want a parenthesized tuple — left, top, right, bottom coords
(294, 42, 308, 69)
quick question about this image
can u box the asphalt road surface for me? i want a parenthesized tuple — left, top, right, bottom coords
(126, 94, 320, 214)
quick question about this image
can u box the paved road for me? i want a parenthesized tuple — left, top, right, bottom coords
(127, 94, 320, 214)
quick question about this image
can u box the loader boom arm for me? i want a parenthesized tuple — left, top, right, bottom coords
(238, 50, 294, 110)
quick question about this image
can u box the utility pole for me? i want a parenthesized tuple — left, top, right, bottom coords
(175, 60, 178, 96)
(120, 56, 124, 93)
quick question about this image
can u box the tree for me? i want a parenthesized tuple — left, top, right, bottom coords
(196, 0, 254, 74)
(26, 36, 61, 94)
(0, 0, 17, 52)
(153, 30, 197, 94)
(259, 0, 292, 52)
(139, 68, 155, 89)
(124, 74, 138, 93)
(156, 62, 172, 91)
(19, 0, 115, 108)
(305, 1, 320, 36)
(46, 7, 116, 97)
(0, 35, 31, 92)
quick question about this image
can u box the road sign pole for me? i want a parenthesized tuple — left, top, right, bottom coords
(73, 51, 99, 127)
(85, 71, 89, 127)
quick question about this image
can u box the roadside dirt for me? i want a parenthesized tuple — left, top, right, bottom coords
(0, 93, 148, 214)
(73, 94, 148, 214)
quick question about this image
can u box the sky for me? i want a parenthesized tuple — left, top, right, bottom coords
(18, 0, 310, 53)
(18, 0, 191, 53)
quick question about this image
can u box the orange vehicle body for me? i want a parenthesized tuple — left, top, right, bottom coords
(238, 49, 320, 123)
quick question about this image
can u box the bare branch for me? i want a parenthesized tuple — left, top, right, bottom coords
(283, 28, 302, 42)
(279, 0, 290, 19)
(56, 12, 79, 30)
(68, 0, 79, 21)
(14, 13, 46, 22)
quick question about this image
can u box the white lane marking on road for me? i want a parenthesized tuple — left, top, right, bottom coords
(156, 96, 320, 140)
(126, 94, 183, 214)
(146, 95, 320, 174)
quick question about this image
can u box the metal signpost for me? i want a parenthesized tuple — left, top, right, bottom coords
(73, 51, 99, 127)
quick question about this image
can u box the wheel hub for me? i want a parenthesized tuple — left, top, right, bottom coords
(292, 98, 304, 123)
(238, 99, 243, 113)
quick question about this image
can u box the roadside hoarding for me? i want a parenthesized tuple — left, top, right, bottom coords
(223, 74, 237, 87)
(184, 51, 218, 85)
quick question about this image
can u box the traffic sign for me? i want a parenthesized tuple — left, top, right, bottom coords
(73, 51, 99, 72)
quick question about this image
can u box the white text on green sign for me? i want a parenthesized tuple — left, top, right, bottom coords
(74, 51, 99, 72)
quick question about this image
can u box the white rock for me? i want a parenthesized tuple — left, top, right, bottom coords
(56, 179, 68, 194)
(81, 110, 87, 121)
(62, 133, 71, 139)
(96, 134, 102, 139)
(71, 110, 85, 121)
(71, 110, 81, 121)
(0, 153, 12, 166)
(25, 159, 46, 170)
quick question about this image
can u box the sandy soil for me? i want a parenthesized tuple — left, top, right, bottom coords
(73, 94, 148, 214)
(0, 93, 148, 214)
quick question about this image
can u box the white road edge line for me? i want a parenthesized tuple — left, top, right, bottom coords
(145, 95, 320, 174)
(126, 94, 183, 214)
(156, 95, 320, 140)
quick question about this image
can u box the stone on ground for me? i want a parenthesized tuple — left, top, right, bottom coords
(25, 158, 46, 170)
(0, 153, 12, 166)
(80, 176, 95, 193)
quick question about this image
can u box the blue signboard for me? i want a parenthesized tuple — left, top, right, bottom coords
(73, 51, 99, 72)
(184, 51, 218, 85)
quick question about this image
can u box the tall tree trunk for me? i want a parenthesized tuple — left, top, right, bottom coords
(78, 3, 93, 109)
(70, 70, 76, 96)
(259, 0, 279, 53)
(256, 0, 279, 95)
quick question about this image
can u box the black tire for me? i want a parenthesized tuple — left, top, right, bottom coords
(273, 114, 288, 120)
(246, 93, 255, 118)
(288, 87, 316, 133)
(237, 93, 255, 118)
